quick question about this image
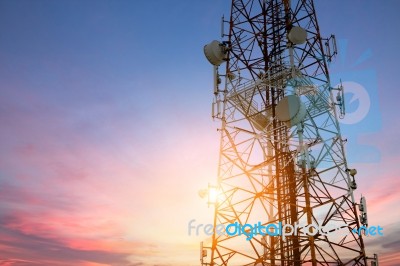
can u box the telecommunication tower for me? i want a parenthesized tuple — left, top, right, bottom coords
(201, 0, 379, 265)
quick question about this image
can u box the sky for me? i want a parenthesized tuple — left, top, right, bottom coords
(0, 0, 399, 265)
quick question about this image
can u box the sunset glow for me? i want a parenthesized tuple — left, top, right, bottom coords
(0, 1, 399, 265)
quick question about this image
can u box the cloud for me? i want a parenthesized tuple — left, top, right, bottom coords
(363, 222, 400, 265)
(0, 208, 162, 265)
(0, 225, 131, 265)
(382, 240, 400, 250)
(0, 178, 159, 265)
(0, 259, 42, 266)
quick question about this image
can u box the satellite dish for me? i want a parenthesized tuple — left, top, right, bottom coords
(276, 95, 307, 127)
(288, 26, 307, 45)
(204, 40, 226, 66)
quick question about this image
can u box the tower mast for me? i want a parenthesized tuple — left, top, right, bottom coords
(202, 0, 377, 265)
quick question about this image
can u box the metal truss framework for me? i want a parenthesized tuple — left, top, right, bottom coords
(203, 0, 368, 265)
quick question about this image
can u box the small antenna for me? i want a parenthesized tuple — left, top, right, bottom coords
(333, 80, 345, 119)
(359, 195, 368, 227)
(332, 34, 337, 56)
(213, 66, 219, 95)
(340, 80, 345, 117)
(221, 15, 225, 38)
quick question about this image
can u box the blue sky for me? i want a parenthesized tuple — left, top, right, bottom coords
(0, 0, 399, 265)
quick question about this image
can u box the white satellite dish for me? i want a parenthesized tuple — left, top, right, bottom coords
(276, 95, 307, 127)
(204, 40, 226, 66)
(288, 26, 307, 45)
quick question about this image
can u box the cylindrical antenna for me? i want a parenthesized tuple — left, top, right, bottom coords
(213, 66, 218, 95)
(332, 34, 337, 56)
(221, 15, 225, 38)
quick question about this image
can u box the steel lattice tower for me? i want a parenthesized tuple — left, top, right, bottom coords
(201, 0, 377, 265)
